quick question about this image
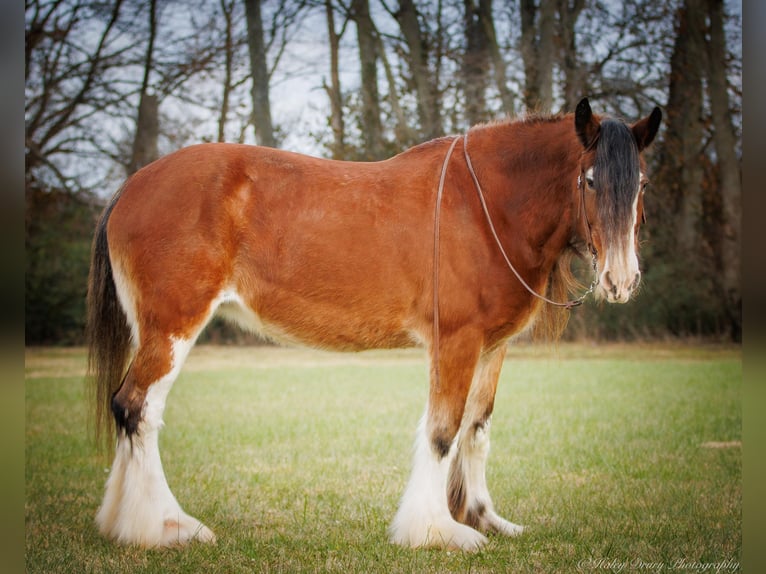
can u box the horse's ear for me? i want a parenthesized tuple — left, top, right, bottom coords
(575, 97, 599, 149)
(632, 106, 662, 151)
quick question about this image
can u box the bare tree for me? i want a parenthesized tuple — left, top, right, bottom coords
(394, 0, 443, 139)
(244, 0, 277, 147)
(323, 0, 346, 158)
(665, 2, 706, 255)
(25, 0, 128, 190)
(705, 0, 741, 336)
(351, 0, 385, 159)
(128, 0, 159, 175)
(556, 0, 585, 112)
(462, 0, 491, 125)
(479, 0, 514, 117)
(519, 0, 556, 112)
(218, 0, 238, 143)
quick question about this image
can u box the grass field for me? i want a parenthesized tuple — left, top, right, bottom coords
(25, 343, 741, 573)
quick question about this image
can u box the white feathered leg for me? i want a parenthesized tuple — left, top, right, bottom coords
(96, 337, 216, 547)
(389, 413, 488, 551)
(447, 346, 523, 537)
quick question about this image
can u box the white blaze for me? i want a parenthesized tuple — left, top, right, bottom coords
(596, 174, 642, 303)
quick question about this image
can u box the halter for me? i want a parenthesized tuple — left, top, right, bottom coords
(431, 132, 599, 389)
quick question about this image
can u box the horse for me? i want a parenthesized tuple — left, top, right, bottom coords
(87, 97, 661, 550)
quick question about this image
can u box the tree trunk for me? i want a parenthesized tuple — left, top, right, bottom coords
(669, 3, 706, 255)
(462, 0, 490, 125)
(520, 0, 556, 113)
(705, 0, 741, 338)
(351, 0, 385, 160)
(374, 28, 413, 147)
(479, 0, 514, 117)
(218, 0, 236, 143)
(129, 0, 159, 175)
(324, 0, 346, 158)
(128, 94, 159, 175)
(395, 0, 443, 139)
(557, 0, 585, 112)
(244, 0, 277, 148)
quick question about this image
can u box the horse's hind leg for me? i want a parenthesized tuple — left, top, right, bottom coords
(96, 331, 215, 547)
(447, 345, 523, 537)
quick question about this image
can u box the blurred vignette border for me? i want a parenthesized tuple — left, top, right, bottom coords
(8, 1, 25, 573)
(743, 2, 766, 572)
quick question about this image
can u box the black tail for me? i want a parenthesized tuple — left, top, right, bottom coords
(86, 190, 132, 453)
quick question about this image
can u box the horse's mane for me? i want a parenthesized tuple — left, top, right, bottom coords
(532, 247, 584, 342)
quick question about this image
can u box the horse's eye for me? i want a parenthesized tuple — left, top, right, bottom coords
(586, 177, 595, 189)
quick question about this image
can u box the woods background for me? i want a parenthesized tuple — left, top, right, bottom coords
(24, 0, 742, 345)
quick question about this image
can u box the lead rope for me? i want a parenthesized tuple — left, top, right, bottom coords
(431, 132, 599, 391)
(432, 136, 462, 392)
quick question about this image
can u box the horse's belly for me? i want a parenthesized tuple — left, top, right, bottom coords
(216, 289, 423, 352)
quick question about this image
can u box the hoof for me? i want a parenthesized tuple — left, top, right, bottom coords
(483, 510, 524, 537)
(390, 516, 488, 551)
(97, 504, 216, 547)
(159, 515, 216, 546)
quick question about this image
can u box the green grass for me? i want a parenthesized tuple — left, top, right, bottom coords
(25, 343, 741, 573)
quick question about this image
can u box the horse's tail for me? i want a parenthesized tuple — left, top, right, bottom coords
(86, 189, 131, 453)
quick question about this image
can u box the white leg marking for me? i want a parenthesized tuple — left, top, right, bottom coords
(451, 350, 523, 537)
(96, 337, 216, 547)
(454, 419, 523, 537)
(390, 413, 488, 551)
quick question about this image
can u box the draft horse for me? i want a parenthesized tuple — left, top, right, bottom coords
(87, 98, 661, 549)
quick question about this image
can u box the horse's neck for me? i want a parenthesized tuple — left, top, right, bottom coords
(471, 119, 580, 258)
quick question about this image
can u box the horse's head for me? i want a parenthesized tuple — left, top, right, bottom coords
(574, 98, 662, 303)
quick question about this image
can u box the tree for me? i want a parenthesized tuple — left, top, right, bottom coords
(705, 0, 741, 338)
(323, 0, 347, 158)
(244, 0, 277, 147)
(394, 0, 444, 139)
(479, 0, 515, 117)
(218, 0, 238, 143)
(128, 0, 159, 175)
(25, 0, 129, 191)
(462, 0, 491, 124)
(519, 0, 556, 112)
(659, 2, 706, 255)
(556, 0, 585, 112)
(351, 0, 385, 159)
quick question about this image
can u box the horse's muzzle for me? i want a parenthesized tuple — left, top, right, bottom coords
(597, 269, 641, 303)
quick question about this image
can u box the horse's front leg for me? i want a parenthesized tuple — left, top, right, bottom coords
(448, 344, 524, 537)
(389, 330, 488, 551)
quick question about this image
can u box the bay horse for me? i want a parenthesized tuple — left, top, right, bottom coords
(87, 98, 661, 549)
